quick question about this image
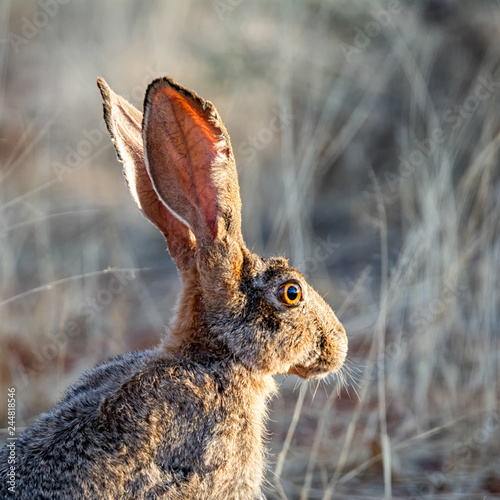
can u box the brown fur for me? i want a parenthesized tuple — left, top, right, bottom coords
(0, 77, 347, 499)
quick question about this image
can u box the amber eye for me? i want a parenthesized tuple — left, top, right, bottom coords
(277, 282, 303, 306)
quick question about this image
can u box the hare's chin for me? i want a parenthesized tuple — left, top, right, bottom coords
(288, 366, 332, 380)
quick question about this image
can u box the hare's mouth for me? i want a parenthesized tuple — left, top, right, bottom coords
(288, 349, 347, 379)
(287, 364, 333, 380)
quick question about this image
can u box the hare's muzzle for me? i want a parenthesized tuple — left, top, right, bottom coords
(288, 319, 347, 380)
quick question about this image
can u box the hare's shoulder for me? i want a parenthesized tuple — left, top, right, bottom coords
(96, 357, 264, 493)
(24, 350, 230, 443)
(99, 355, 231, 426)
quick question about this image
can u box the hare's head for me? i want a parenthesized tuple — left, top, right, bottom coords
(98, 76, 347, 380)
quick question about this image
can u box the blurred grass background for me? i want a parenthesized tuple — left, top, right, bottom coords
(1, 0, 500, 498)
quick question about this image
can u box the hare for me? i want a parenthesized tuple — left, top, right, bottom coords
(0, 77, 347, 499)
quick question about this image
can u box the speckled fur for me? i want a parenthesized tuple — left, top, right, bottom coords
(0, 77, 347, 499)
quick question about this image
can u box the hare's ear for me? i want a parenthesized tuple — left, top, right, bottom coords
(97, 78, 196, 276)
(142, 77, 243, 254)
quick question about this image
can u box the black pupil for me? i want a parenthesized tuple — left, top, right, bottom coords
(287, 285, 299, 302)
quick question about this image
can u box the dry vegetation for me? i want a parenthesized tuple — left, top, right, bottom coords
(1, 0, 499, 498)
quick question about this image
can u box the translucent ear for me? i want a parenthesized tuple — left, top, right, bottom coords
(142, 77, 243, 250)
(97, 77, 195, 276)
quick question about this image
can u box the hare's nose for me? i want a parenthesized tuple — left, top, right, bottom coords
(330, 312, 347, 345)
(338, 322, 347, 344)
(329, 318, 347, 369)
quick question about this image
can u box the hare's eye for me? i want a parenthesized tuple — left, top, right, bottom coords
(277, 282, 303, 306)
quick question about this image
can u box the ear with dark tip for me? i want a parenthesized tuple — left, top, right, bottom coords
(97, 77, 196, 276)
(142, 77, 244, 251)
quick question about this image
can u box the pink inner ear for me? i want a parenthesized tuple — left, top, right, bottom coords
(112, 102, 194, 242)
(102, 85, 196, 274)
(152, 88, 221, 239)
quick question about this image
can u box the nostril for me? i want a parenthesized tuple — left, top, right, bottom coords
(335, 322, 348, 362)
(337, 322, 347, 343)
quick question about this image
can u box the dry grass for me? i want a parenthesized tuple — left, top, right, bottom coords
(1, 0, 499, 498)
